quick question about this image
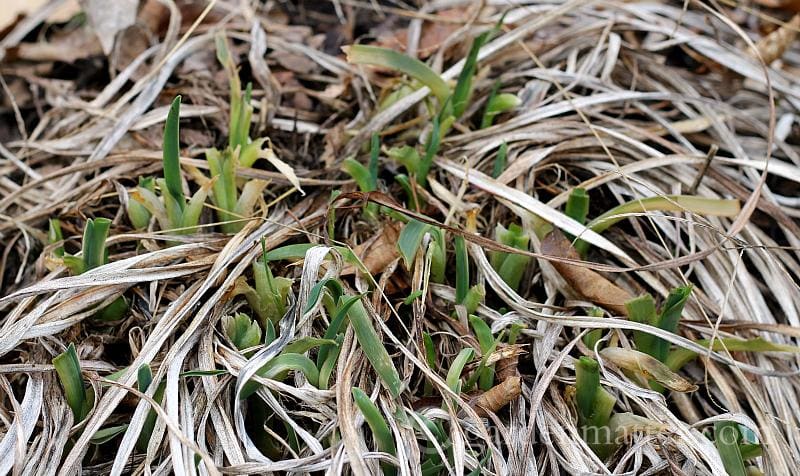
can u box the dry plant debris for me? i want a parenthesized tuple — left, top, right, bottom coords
(2, 1, 800, 475)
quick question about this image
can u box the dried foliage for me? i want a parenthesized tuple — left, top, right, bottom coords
(2, 1, 800, 475)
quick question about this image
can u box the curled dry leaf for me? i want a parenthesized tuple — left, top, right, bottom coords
(490, 344, 526, 381)
(600, 347, 699, 393)
(752, 14, 800, 64)
(470, 375, 521, 416)
(540, 229, 633, 316)
(342, 222, 401, 276)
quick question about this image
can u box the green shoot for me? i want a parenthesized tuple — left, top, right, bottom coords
(575, 195, 740, 255)
(625, 286, 692, 364)
(48, 218, 64, 257)
(574, 356, 617, 459)
(491, 141, 508, 178)
(489, 223, 532, 292)
(58, 218, 128, 320)
(565, 188, 590, 225)
(62, 217, 111, 275)
(461, 284, 485, 316)
(480, 80, 520, 129)
(127, 177, 155, 229)
(507, 323, 524, 345)
(468, 315, 497, 391)
(348, 299, 404, 398)
(446, 348, 475, 394)
(667, 336, 800, 372)
(454, 235, 469, 304)
(134, 364, 165, 452)
(565, 187, 589, 250)
(582, 307, 605, 350)
(53, 343, 93, 422)
(90, 425, 129, 445)
(241, 353, 320, 399)
(653, 286, 692, 362)
(416, 114, 441, 187)
(342, 157, 378, 219)
(232, 247, 292, 328)
(223, 313, 263, 351)
(352, 387, 397, 476)
(715, 421, 747, 476)
(625, 294, 659, 360)
(369, 133, 380, 189)
(397, 219, 446, 283)
(452, 29, 493, 118)
(423, 332, 436, 396)
(344, 45, 450, 105)
(133, 96, 213, 235)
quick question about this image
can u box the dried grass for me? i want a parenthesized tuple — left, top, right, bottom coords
(2, 0, 800, 474)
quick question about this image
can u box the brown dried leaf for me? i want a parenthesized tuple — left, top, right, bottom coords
(16, 27, 102, 63)
(540, 229, 633, 315)
(470, 376, 521, 416)
(376, 8, 467, 59)
(274, 52, 318, 74)
(342, 223, 401, 276)
(753, 14, 800, 64)
(600, 347, 699, 393)
(492, 344, 525, 381)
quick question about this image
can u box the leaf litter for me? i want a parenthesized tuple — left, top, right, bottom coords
(1, 1, 800, 475)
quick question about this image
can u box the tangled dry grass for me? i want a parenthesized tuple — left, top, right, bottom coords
(2, 0, 800, 474)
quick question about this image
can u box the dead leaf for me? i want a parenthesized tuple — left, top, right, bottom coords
(469, 376, 521, 416)
(274, 52, 318, 75)
(492, 344, 525, 381)
(540, 229, 633, 315)
(376, 8, 467, 59)
(80, 0, 139, 55)
(600, 347, 699, 393)
(342, 223, 401, 276)
(112, 24, 151, 75)
(16, 27, 102, 62)
(753, 14, 800, 64)
(321, 122, 346, 167)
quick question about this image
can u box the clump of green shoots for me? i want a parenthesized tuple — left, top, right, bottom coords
(627, 285, 693, 365)
(223, 313, 263, 351)
(202, 35, 302, 233)
(489, 223, 532, 292)
(60, 217, 111, 275)
(346, 19, 515, 189)
(232, 240, 292, 328)
(130, 96, 213, 235)
(54, 218, 128, 320)
(234, 260, 403, 400)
